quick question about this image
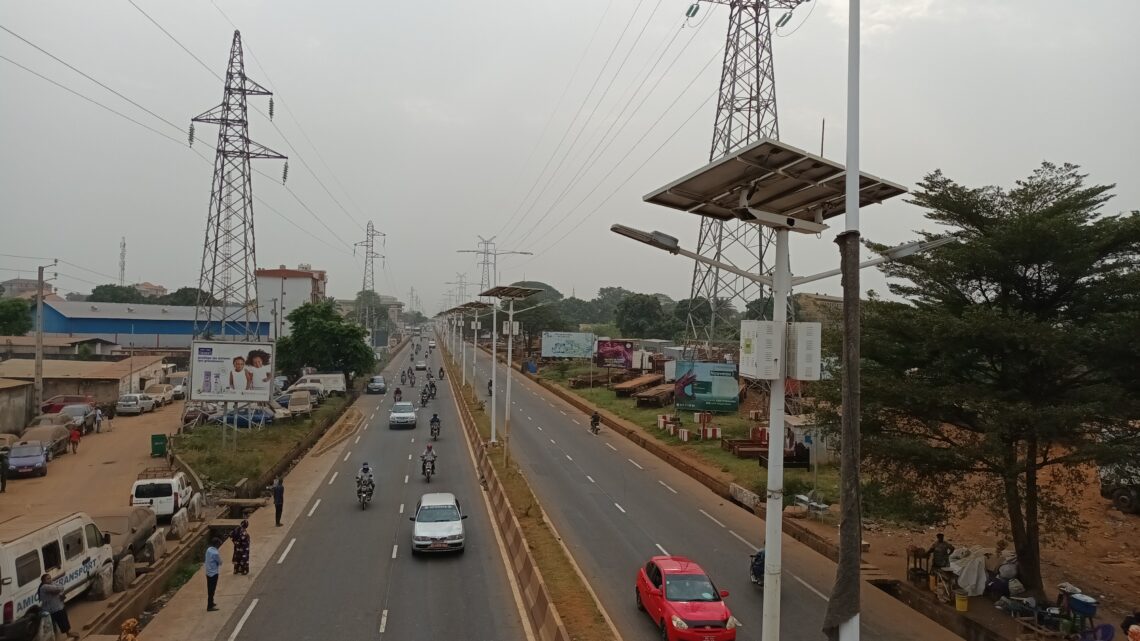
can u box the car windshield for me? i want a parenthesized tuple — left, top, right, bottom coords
(392, 403, 414, 413)
(664, 574, 721, 602)
(10, 445, 42, 457)
(134, 483, 173, 498)
(119, 396, 139, 403)
(60, 406, 86, 417)
(417, 505, 461, 523)
(145, 387, 163, 394)
(370, 377, 383, 383)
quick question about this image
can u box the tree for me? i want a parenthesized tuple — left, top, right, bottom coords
(276, 302, 375, 382)
(88, 284, 145, 304)
(827, 163, 1140, 596)
(0, 298, 33, 335)
(555, 297, 598, 327)
(64, 291, 87, 302)
(615, 293, 665, 338)
(158, 287, 216, 306)
(591, 286, 632, 323)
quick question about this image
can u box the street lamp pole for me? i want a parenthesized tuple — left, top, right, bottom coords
(34, 260, 57, 412)
(490, 302, 499, 444)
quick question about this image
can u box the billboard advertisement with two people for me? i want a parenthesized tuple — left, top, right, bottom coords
(189, 341, 275, 403)
(540, 331, 597, 359)
(595, 339, 634, 369)
(674, 361, 739, 411)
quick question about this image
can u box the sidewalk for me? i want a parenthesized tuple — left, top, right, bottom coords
(137, 405, 358, 641)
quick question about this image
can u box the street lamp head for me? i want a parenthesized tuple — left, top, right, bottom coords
(881, 235, 954, 260)
(610, 224, 681, 254)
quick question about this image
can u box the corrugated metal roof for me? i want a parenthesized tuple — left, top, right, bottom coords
(46, 300, 271, 321)
(0, 335, 116, 347)
(0, 355, 166, 380)
(0, 377, 32, 390)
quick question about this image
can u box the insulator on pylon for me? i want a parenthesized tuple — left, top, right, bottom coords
(269, 97, 275, 120)
(281, 161, 289, 185)
(686, 3, 699, 18)
(776, 10, 793, 27)
(188, 123, 195, 147)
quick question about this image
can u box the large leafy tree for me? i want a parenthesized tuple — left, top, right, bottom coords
(0, 298, 33, 335)
(88, 284, 145, 303)
(834, 163, 1140, 595)
(159, 287, 216, 306)
(615, 293, 665, 338)
(276, 302, 375, 382)
(591, 286, 632, 323)
(555, 297, 598, 327)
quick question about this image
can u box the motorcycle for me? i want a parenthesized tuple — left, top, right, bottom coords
(420, 396, 430, 409)
(589, 417, 601, 435)
(749, 552, 765, 589)
(357, 482, 374, 510)
(430, 422, 440, 440)
(422, 458, 435, 483)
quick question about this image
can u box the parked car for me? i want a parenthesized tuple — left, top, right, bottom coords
(289, 383, 326, 403)
(21, 425, 70, 458)
(289, 373, 347, 397)
(215, 407, 275, 428)
(181, 402, 220, 427)
(39, 394, 94, 414)
(131, 468, 195, 520)
(58, 403, 96, 434)
(273, 393, 292, 406)
(27, 413, 70, 431)
(0, 433, 19, 454)
(366, 375, 387, 394)
(388, 402, 417, 429)
(5, 441, 50, 477)
(273, 375, 290, 393)
(287, 391, 314, 418)
(635, 556, 740, 641)
(91, 506, 159, 563)
(117, 393, 157, 415)
(144, 384, 175, 406)
(167, 372, 188, 399)
(1100, 462, 1140, 514)
(409, 492, 467, 554)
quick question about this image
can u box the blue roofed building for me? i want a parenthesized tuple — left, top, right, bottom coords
(38, 301, 271, 348)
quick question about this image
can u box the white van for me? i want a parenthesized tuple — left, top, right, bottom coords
(131, 469, 195, 520)
(289, 373, 346, 397)
(0, 512, 114, 637)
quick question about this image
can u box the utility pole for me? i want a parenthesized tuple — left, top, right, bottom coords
(355, 220, 385, 346)
(118, 237, 126, 286)
(190, 30, 286, 340)
(34, 260, 57, 412)
(685, 0, 805, 350)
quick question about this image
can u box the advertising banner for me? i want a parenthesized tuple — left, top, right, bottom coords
(189, 341, 275, 403)
(595, 339, 634, 369)
(674, 361, 739, 412)
(541, 331, 596, 359)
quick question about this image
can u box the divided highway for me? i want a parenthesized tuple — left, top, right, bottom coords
(218, 348, 527, 641)
(460, 341, 962, 641)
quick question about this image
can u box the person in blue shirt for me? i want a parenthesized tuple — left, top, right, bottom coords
(205, 537, 223, 611)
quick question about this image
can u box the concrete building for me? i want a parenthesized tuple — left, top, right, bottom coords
(36, 301, 271, 349)
(255, 265, 328, 339)
(132, 281, 169, 298)
(0, 378, 33, 435)
(794, 293, 844, 330)
(0, 335, 119, 358)
(1, 277, 52, 299)
(0, 355, 168, 405)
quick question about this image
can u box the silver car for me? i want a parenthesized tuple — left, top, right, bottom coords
(117, 393, 157, 415)
(388, 402, 417, 429)
(409, 493, 467, 554)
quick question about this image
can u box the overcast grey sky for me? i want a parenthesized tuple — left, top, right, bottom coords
(2, 0, 1137, 314)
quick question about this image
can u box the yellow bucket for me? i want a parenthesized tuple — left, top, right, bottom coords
(955, 592, 969, 612)
(928, 574, 937, 592)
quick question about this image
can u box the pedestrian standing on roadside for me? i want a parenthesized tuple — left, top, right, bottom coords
(94, 408, 104, 434)
(270, 477, 285, 526)
(205, 537, 222, 611)
(1, 449, 8, 492)
(230, 520, 250, 574)
(38, 573, 79, 639)
(68, 426, 81, 454)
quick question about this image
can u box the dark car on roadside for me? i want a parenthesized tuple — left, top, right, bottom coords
(6, 441, 50, 477)
(58, 403, 96, 434)
(92, 506, 159, 563)
(181, 402, 220, 427)
(366, 375, 387, 394)
(21, 425, 70, 458)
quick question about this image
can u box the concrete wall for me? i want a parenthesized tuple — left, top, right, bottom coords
(41, 379, 122, 405)
(257, 275, 320, 339)
(0, 383, 33, 435)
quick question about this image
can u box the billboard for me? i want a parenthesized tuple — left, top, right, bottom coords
(541, 331, 596, 359)
(674, 361, 739, 412)
(595, 339, 634, 369)
(189, 341, 275, 403)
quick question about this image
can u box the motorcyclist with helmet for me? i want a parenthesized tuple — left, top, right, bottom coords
(419, 443, 437, 476)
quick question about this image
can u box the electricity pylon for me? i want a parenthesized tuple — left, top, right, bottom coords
(355, 220, 385, 345)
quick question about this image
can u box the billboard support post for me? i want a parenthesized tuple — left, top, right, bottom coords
(504, 298, 515, 466)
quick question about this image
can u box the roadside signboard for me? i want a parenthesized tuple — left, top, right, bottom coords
(541, 331, 596, 359)
(674, 361, 739, 411)
(189, 341, 275, 403)
(595, 339, 634, 369)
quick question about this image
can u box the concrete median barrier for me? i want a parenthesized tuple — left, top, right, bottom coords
(141, 530, 166, 564)
(166, 508, 189, 541)
(113, 554, 137, 593)
(86, 563, 113, 601)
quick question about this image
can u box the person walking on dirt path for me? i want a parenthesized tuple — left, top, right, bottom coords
(38, 573, 79, 639)
(68, 426, 81, 454)
(94, 408, 104, 434)
(230, 520, 251, 574)
(205, 537, 222, 611)
(0, 449, 8, 492)
(271, 477, 285, 526)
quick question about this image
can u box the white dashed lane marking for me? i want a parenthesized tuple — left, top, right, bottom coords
(277, 538, 296, 564)
(307, 499, 321, 517)
(614, 503, 627, 514)
(628, 458, 644, 470)
(658, 480, 677, 494)
(699, 509, 725, 528)
(328, 472, 338, 485)
(605, 443, 617, 452)
(656, 543, 668, 556)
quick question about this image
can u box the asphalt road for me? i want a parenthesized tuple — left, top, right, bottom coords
(459, 340, 963, 641)
(217, 346, 527, 641)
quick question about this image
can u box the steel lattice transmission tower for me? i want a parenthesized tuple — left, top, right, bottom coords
(355, 220, 385, 343)
(457, 236, 533, 300)
(190, 30, 286, 339)
(686, 0, 805, 348)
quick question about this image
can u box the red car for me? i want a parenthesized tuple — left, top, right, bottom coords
(635, 555, 740, 641)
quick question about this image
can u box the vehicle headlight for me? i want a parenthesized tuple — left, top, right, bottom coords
(726, 615, 741, 629)
(446, 534, 463, 541)
(670, 615, 689, 630)
(413, 536, 431, 542)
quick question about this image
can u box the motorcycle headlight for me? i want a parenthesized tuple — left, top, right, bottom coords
(726, 615, 741, 629)
(670, 615, 689, 630)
